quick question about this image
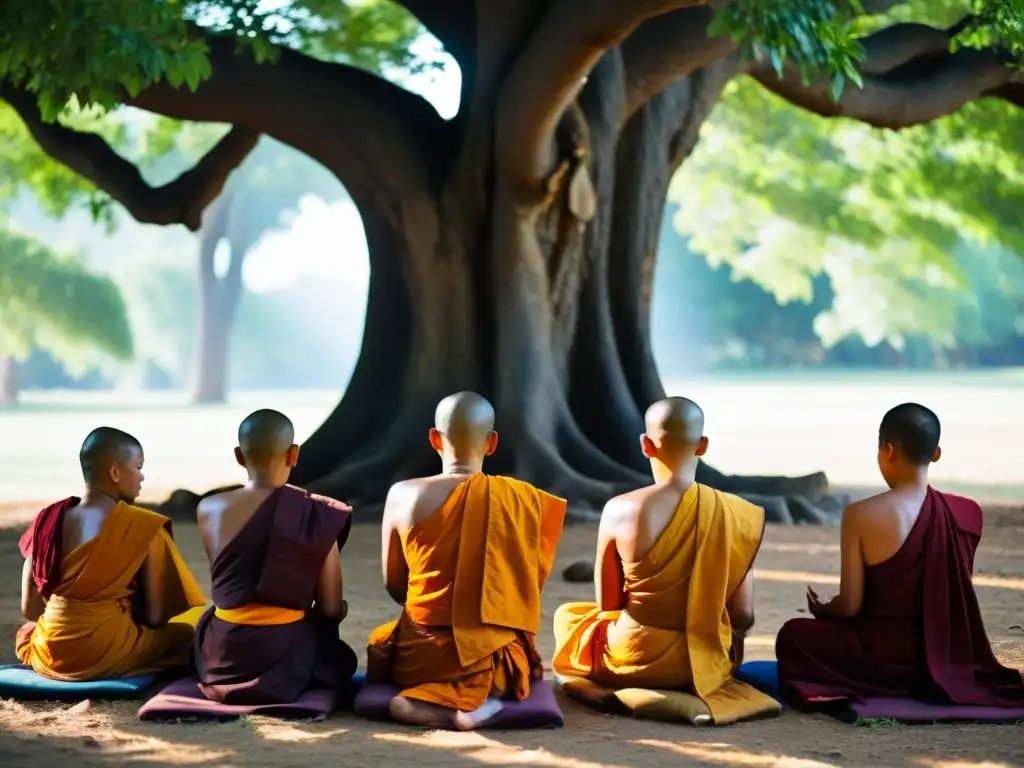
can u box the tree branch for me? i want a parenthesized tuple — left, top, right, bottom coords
(750, 23, 1022, 130)
(495, 0, 704, 194)
(1, 83, 257, 231)
(620, 5, 735, 120)
(397, 0, 476, 62)
(125, 33, 449, 205)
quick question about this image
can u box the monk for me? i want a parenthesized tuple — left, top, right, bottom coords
(368, 392, 567, 730)
(777, 403, 1024, 707)
(17, 428, 205, 681)
(193, 409, 357, 705)
(552, 397, 778, 724)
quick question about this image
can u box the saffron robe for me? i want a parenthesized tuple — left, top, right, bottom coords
(193, 485, 357, 705)
(552, 483, 778, 724)
(367, 474, 566, 711)
(777, 487, 1024, 706)
(16, 499, 205, 681)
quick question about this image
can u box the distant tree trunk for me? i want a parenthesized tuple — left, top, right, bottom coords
(191, 190, 245, 404)
(0, 356, 18, 407)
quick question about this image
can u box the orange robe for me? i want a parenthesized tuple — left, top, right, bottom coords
(17, 502, 206, 681)
(367, 474, 566, 711)
(552, 483, 779, 724)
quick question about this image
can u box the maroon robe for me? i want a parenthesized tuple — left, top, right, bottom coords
(19, 497, 81, 596)
(777, 487, 1024, 706)
(193, 485, 356, 705)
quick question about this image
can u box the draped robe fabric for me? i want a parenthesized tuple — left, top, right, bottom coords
(367, 474, 566, 712)
(17, 499, 205, 681)
(193, 485, 357, 705)
(777, 487, 1024, 708)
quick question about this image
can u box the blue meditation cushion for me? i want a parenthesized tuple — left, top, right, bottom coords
(736, 660, 781, 699)
(0, 663, 156, 701)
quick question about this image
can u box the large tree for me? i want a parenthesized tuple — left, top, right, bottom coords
(0, 228, 133, 406)
(3, 0, 1023, 517)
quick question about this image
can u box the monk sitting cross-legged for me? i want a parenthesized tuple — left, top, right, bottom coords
(552, 397, 780, 725)
(777, 403, 1024, 708)
(367, 392, 567, 730)
(193, 409, 357, 705)
(17, 428, 205, 681)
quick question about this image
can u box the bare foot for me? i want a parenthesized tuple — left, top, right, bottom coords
(451, 698, 505, 731)
(388, 695, 454, 728)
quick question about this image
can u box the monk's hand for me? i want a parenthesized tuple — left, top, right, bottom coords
(806, 586, 825, 618)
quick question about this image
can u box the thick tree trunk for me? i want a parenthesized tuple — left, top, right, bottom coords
(191, 194, 244, 405)
(0, 356, 18, 407)
(284, 65, 836, 523)
(132, 8, 838, 525)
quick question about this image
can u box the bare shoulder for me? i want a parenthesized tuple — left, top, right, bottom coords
(383, 477, 429, 527)
(196, 489, 238, 519)
(601, 486, 651, 527)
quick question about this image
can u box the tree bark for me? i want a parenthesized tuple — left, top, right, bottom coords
(0, 357, 17, 407)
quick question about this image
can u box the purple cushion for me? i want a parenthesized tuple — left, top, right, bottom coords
(840, 698, 1024, 724)
(137, 676, 337, 721)
(353, 678, 564, 729)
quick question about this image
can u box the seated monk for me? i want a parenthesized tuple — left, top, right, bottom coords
(17, 428, 205, 681)
(777, 403, 1024, 707)
(193, 409, 357, 705)
(368, 392, 567, 730)
(553, 397, 777, 725)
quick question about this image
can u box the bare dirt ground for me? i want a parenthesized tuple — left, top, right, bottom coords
(0, 500, 1021, 768)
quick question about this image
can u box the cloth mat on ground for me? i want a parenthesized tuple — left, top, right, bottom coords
(739, 661, 1024, 724)
(136, 673, 364, 721)
(353, 678, 564, 729)
(0, 664, 156, 701)
(554, 672, 781, 726)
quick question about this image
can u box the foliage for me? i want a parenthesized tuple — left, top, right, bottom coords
(0, 103, 121, 225)
(0, 0, 428, 221)
(673, 1, 1024, 349)
(0, 228, 133, 376)
(712, 0, 1024, 100)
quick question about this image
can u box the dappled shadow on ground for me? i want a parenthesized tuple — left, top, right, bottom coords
(0, 513, 1022, 767)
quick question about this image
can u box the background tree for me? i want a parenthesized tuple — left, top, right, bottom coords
(3, 0, 1024, 519)
(143, 130, 348, 403)
(0, 228, 133, 406)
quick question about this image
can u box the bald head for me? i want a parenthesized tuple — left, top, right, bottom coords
(80, 427, 143, 483)
(644, 397, 706, 455)
(433, 392, 496, 455)
(238, 409, 295, 467)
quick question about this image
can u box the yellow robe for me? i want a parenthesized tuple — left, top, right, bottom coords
(17, 502, 206, 681)
(368, 474, 566, 711)
(552, 483, 779, 724)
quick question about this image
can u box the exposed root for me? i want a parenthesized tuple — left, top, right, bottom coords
(514, 434, 622, 512)
(306, 419, 433, 505)
(557, 410, 649, 487)
(696, 462, 830, 500)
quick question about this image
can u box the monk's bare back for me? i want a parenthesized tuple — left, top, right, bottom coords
(197, 486, 276, 563)
(386, 474, 475, 533)
(845, 487, 930, 567)
(604, 483, 692, 564)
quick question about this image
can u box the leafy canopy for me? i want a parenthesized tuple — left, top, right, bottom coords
(0, 227, 133, 374)
(673, 1, 1024, 349)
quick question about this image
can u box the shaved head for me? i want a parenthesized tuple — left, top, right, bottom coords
(238, 409, 295, 466)
(80, 427, 143, 482)
(434, 392, 496, 453)
(880, 403, 940, 466)
(644, 397, 705, 450)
